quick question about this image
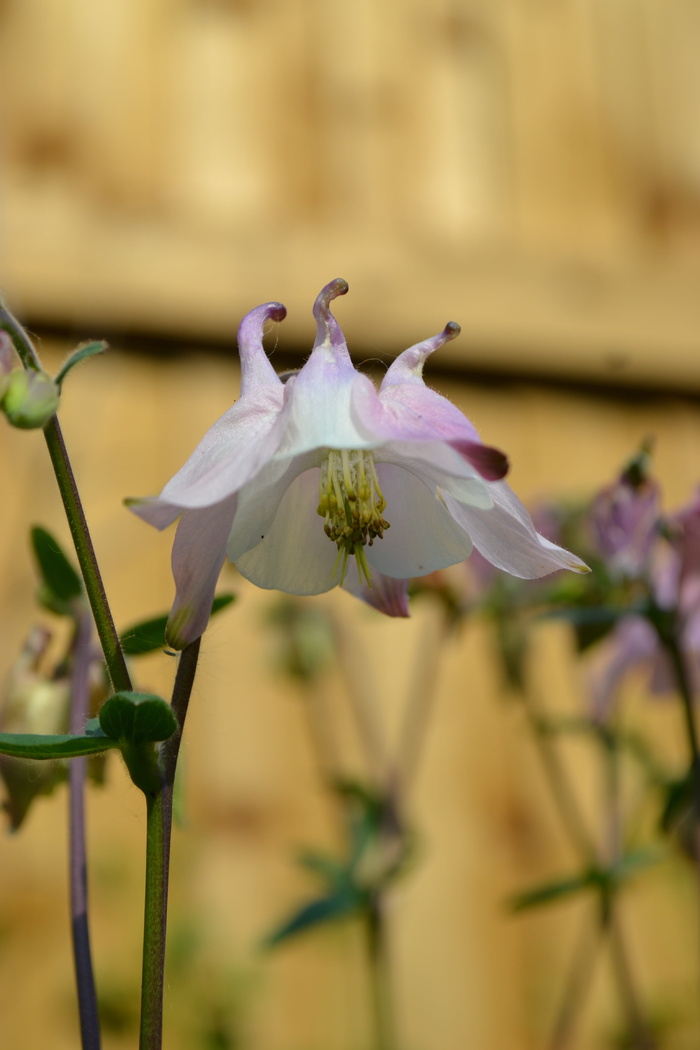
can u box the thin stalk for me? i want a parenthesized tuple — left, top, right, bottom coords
(366, 895, 399, 1050)
(662, 633, 700, 875)
(395, 606, 450, 798)
(138, 638, 201, 1050)
(547, 909, 602, 1050)
(600, 726, 656, 1050)
(0, 301, 42, 371)
(522, 691, 597, 862)
(69, 610, 101, 1050)
(607, 915, 657, 1050)
(0, 304, 130, 693)
(43, 417, 131, 693)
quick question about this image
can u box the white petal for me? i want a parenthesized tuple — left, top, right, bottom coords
(444, 481, 588, 578)
(275, 361, 381, 457)
(165, 495, 237, 649)
(377, 442, 493, 509)
(227, 451, 319, 560)
(233, 470, 341, 594)
(159, 396, 285, 509)
(366, 464, 473, 578)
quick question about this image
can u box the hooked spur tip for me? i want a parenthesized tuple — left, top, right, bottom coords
(313, 278, 349, 319)
(265, 303, 287, 324)
(442, 322, 461, 342)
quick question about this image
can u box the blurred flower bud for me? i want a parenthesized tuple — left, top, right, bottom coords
(0, 627, 71, 830)
(0, 332, 13, 399)
(2, 369, 60, 429)
(589, 447, 660, 579)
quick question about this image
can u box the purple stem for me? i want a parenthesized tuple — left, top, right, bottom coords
(69, 611, 101, 1050)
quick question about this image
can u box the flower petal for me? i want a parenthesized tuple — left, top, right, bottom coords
(348, 323, 509, 480)
(165, 495, 237, 649)
(233, 470, 341, 594)
(444, 481, 588, 578)
(275, 281, 382, 455)
(365, 464, 474, 578)
(342, 571, 411, 617)
(227, 451, 319, 559)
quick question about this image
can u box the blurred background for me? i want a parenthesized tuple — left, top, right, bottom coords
(2, 1, 700, 1048)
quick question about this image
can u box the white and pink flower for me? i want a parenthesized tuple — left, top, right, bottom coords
(130, 280, 586, 647)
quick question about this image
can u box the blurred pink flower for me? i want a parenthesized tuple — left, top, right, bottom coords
(589, 491, 700, 718)
(130, 280, 587, 647)
(589, 464, 660, 578)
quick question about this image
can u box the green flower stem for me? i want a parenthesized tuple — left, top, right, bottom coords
(522, 692, 597, 863)
(0, 302, 42, 372)
(547, 911, 602, 1050)
(662, 634, 700, 837)
(0, 303, 131, 693)
(521, 692, 653, 1046)
(139, 638, 201, 1050)
(69, 611, 101, 1050)
(43, 416, 131, 693)
(366, 895, 399, 1050)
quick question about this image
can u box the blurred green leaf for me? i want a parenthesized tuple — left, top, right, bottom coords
(265, 887, 365, 948)
(0, 732, 117, 760)
(510, 848, 663, 912)
(120, 594, 236, 655)
(30, 525, 82, 611)
(99, 691, 176, 744)
(510, 870, 600, 912)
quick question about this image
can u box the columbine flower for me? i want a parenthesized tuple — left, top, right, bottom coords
(588, 490, 700, 719)
(129, 279, 587, 648)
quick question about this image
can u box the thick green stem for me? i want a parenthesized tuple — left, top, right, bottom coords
(138, 639, 201, 1050)
(139, 794, 167, 1050)
(366, 895, 399, 1050)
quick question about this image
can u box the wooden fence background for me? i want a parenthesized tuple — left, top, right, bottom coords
(2, 2, 700, 1048)
(0, 0, 700, 385)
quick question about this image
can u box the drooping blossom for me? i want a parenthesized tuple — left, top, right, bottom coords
(589, 448, 661, 579)
(588, 490, 700, 719)
(129, 280, 587, 648)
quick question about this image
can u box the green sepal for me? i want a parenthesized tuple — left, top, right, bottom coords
(0, 731, 118, 760)
(98, 691, 177, 744)
(30, 525, 83, 613)
(54, 341, 108, 388)
(120, 594, 236, 656)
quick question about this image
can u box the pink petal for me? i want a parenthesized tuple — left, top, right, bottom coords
(165, 495, 237, 649)
(444, 481, 588, 578)
(342, 572, 411, 617)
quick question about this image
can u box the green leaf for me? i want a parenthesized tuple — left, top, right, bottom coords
(265, 888, 365, 948)
(55, 341, 108, 388)
(510, 849, 663, 913)
(30, 526, 83, 608)
(120, 593, 236, 656)
(509, 869, 601, 912)
(0, 732, 118, 760)
(98, 691, 177, 744)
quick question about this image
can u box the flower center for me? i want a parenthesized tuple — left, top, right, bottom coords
(317, 449, 390, 585)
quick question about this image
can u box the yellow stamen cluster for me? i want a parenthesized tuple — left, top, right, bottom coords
(317, 449, 390, 586)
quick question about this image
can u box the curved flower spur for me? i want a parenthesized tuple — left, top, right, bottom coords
(129, 279, 587, 648)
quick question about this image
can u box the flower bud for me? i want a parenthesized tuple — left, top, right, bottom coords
(0, 627, 71, 830)
(2, 369, 60, 429)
